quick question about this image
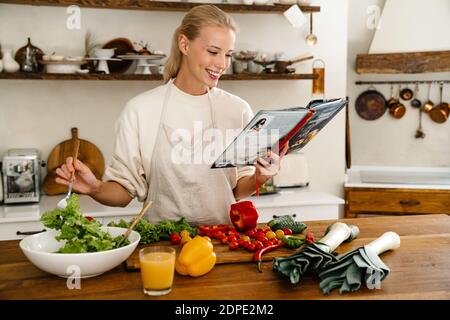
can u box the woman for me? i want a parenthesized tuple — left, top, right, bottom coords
(56, 5, 288, 225)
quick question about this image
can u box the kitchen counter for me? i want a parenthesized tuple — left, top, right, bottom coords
(1, 214, 449, 300)
(0, 189, 344, 240)
(345, 165, 450, 190)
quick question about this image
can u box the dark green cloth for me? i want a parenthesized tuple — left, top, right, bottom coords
(318, 246, 390, 295)
(272, 243, 338, 284)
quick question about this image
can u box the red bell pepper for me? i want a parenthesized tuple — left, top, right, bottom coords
(229, 201, 259, 232)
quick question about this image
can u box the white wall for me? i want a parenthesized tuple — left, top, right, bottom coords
(369, 0, 450, 53)
(0, 0, 349, 199)
(347, 0, 450, 167)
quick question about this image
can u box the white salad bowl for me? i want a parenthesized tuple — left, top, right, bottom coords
(19, 227, 140, 278)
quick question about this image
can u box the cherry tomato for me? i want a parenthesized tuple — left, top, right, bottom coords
(283, 228, 293, 235)
(241, 235, 251, 242)
(228, 241, 240, 250)
(169, 232, 182, 245)
(262, 240, 272, 247)
(266, 231, 276, 240)
(261, 225, 272, 231)
(253, 240, 264, 250)
(270, 237, 279, 244)
(198, 226, 210, 235)
(246, 243, 256, 252)
(238, 239, 246, 247)
(228, 235, 237, 243)
(245, 229, 257, 238)
(220, 236, 228, 244)
(275, 229, 285, 240)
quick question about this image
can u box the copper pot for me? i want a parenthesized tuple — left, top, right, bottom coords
(422, 82, 434, 113)
(400, 86, 414, 101)
(388, 85, 406, 119)
(429, 82, 449, 123)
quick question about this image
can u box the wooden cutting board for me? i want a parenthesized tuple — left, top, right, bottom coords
(124, 239, 297, 271)
(43, 127, 105, 195)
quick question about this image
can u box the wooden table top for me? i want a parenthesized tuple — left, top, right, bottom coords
(1, 214, 449, 300)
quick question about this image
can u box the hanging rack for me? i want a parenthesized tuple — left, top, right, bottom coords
(355, 80, 450, 85)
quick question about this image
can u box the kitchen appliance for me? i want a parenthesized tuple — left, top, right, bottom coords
(273, 152, 309, 188)
(2, 148, 41, 204)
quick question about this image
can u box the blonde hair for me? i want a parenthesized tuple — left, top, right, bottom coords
(163, 5, 238, 83)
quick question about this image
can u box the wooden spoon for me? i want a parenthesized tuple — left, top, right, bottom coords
(118, 201, 153, 246)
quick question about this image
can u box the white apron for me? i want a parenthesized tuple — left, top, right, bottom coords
(146, 79, 236, 226)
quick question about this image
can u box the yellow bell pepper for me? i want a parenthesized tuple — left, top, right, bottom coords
(175, 236, 216, 277)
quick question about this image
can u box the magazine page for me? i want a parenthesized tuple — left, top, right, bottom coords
(288, 98, 347, 153)
(211, 109, 311, 168)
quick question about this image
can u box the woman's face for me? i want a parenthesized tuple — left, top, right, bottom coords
(180, 25, 235, 88)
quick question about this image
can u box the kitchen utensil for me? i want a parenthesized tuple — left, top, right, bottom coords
(1, 49, 20, 73)
(56, 139, 80, 209)
(410, 82, 422, 108)
(85, 57, 121, 74)
(117, 201, 153, 247)
(40, 59, 87, 74)
(20, 227, 140, 278)
(43, 127, 105, 196)
(415, 109, 426, 139)
(273, 55, 314, 74)
(422, 82, 434, 113)
(355, 85, 386, 120)
(389, 85, 406, 119)
(117, 54, 166, 74)
(429, 82, 449, 123)
(273, 223, 359, 284)
(400, 85, 414, 101)
(318, 231, 400, 295)
(312, 59, 325, 98)
(14, 38, 44, 73)
(305, 13, 317, 46)
(103, 37, 135, 73)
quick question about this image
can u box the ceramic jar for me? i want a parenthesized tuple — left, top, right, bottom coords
(1, 49, 20, 73)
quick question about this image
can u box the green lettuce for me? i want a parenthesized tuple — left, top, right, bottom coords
(41, 194, 129, 253)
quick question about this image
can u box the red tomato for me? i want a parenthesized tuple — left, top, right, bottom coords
(262, 240, 272, 247)
(220, 236, 228, 244)
(228, 241, 240, 250)
(283, 228, 293, 235)
(246, 243, 256, 252)
(245, 229, 257, 238)
(270, 237, 279, 244)
(253, 240, 264, 251)
(86, 216, 93, 221)
(228, 236, 237, 243)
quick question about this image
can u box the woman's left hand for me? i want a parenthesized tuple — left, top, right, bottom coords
(255, 144, 289, 183)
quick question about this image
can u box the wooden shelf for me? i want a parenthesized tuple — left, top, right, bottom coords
(356, 50, 450, 74)
(0, 72, 318, 81)
(0, 0, 321, 13)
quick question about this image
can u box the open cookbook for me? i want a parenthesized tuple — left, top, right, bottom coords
(211, 98, 347, 168)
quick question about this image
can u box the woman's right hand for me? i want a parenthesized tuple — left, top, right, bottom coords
(55, 157, 101, 195)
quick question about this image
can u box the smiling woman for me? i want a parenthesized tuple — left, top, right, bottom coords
(55, 5, 288, 226)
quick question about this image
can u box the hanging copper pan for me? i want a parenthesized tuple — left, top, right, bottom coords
(355, 86, 386, 120)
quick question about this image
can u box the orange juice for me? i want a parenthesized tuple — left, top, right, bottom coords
(140, 251, 175, 291)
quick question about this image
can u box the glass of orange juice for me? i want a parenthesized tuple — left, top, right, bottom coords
(139, 246, 176, 296)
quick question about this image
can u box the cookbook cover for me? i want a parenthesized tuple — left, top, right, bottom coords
(211, 98, 347, 168)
